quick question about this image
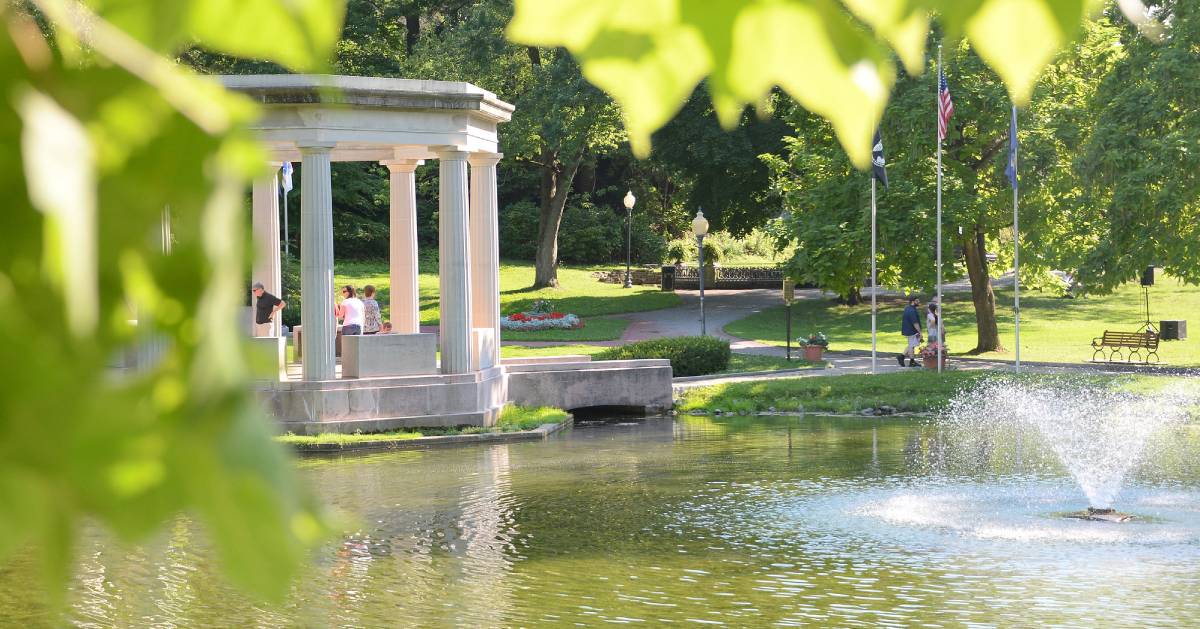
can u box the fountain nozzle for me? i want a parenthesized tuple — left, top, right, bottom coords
(1064, 507, 1135, 523)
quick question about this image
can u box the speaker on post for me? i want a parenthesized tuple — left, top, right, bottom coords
(1161, 320, 1187, 341)
(1141, 266, 1161, 286)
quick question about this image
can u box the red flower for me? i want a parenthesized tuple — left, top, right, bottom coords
(549, 312, 565, 319)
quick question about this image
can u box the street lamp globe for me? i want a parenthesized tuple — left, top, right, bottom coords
(621, 190, 637, 288)
(691, 209, 709, 238)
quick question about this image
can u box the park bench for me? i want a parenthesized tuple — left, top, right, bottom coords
(1090, 330, 1160, 364)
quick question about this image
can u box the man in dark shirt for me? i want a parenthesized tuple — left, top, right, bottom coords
(898, 296, 923, 367)
(252, 281, 286, 337)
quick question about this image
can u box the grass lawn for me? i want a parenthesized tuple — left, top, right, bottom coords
(334, 259, 677, 341)
(724, 354, 826, 373)
(677, 371, 1200, 415)
(501, 344, 825, 374)
(276, 405, 569, 446)
(502, 344, 609, 358)
(724, 278, 1200, 366)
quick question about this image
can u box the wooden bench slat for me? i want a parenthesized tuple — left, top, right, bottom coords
(1091, 329, 1160, 364)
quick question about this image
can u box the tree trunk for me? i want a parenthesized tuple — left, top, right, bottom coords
(404, 13, 420, 56)
(962, 224, 1002, 353)
(533, 151, 582, 288)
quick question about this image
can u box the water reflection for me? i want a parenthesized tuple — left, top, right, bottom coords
(0, 415, 1197, 627)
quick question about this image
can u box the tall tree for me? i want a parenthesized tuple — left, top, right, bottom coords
(1069, 0, 1200, 291)
(649, 87, 790, 235)
(403, 0, 623, 287)
(764, 22, 1123, 353)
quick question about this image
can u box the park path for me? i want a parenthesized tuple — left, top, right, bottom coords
(498, 281, 1191, 383)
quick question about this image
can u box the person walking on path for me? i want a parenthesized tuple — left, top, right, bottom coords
(338, 285, 365, 336)
(926, 301, 943, 344)
(898, 296, 923, 367)
(251, 281, 285, 337)
(362, 285, 382, 335)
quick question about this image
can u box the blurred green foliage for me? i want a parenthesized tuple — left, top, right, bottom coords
(508, 0, 1124, 167)
(0, 0, 344, 604)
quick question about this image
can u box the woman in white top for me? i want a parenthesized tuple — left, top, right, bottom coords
(926, 302, 942, 343)
(339, 285, 365, 335)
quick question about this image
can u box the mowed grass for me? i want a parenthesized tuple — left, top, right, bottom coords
(334, 259, 679, 341)
(677, 371, 1200, 415)
(724, 278, 1200, 366)
(277, 405, 570, 446)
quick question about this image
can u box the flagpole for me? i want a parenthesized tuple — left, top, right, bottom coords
(282, 171, 290, 260)
(1012, 105, 1021, 373)
(871, 175, 877, 374)
(936, 44, 943, 374)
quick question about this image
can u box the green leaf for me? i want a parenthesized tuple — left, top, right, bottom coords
(17, 88, 98, 337)
(842, 0, 930, 74)
(186, 0, 346, 72)
(962, 0, 1098, 105)
(509, 0, 1109, 167)
(510, 0, 894, 167)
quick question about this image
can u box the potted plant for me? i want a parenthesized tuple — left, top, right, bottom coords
(802, 332, 829, 361)
(920, 342, 949, 369)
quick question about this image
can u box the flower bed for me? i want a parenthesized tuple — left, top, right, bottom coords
(501, 311, 583, 331)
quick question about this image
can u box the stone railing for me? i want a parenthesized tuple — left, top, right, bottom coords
(674, 266, 784, 289)
(592, 267, 663, 286)
(595, 265, 787, 290)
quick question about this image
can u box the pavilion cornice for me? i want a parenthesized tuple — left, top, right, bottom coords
(219, 74, 515, 124)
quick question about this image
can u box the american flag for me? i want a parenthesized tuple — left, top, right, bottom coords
(938, 68, 954, 141)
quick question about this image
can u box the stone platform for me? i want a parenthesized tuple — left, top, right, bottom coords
(256, 357, 673, 435)
(506, 359, 673, 413)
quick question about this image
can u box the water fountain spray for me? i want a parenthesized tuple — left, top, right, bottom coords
(942, 377, 1197, 522)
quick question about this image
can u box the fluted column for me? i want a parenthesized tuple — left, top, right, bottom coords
(299, 144, 336, 381)
(469, 152, 502, 367)
(437, 148, 473, 374)
(251, 163, 282, 337)
(385, 160, 422, 334)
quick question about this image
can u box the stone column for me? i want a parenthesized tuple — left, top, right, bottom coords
(385, 160, 422, 334)
(469, 152, 502, 367)
(251, 163, 282, 337)
(437, 148, 473, 374)
(299, 144, 337, 381)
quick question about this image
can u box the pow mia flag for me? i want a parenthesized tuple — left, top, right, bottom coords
(871, 129, 888, 188)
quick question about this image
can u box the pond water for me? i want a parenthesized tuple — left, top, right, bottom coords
(3, 415, 1200, 627)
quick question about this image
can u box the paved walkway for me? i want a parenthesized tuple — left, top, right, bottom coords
(501, 283, 1194, 384)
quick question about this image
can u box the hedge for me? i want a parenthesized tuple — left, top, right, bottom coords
(595, 336, 731, 377)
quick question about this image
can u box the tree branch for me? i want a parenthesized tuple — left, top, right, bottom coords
(970, 135, 1009, 172)
(511, 155, 557, 172)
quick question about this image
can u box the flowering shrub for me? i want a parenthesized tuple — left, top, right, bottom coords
(528, 299, 555, 314)
(802, 332, 829, 348)
(501, 311, 583, 331)
(920, 342, 949, 360)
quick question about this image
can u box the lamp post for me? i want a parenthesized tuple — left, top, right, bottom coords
(692, 209, 709, 336)
(623, 190, 636, 288)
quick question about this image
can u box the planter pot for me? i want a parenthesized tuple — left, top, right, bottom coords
(803, 345, 825, 361)
(923, 355, 948, 370)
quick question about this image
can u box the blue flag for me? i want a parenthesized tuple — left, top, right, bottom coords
(1005, 105, 1018, 190)
(281, 161, 294, 193)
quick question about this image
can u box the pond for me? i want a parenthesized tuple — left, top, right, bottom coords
(3, 415, 1199, 627)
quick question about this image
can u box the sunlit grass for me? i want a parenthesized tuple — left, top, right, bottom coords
(334, 259, 677, 341)
(724, 278, 1200, 366)
(678, 371, 1200, 415)
(276, 405, 570, 446)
